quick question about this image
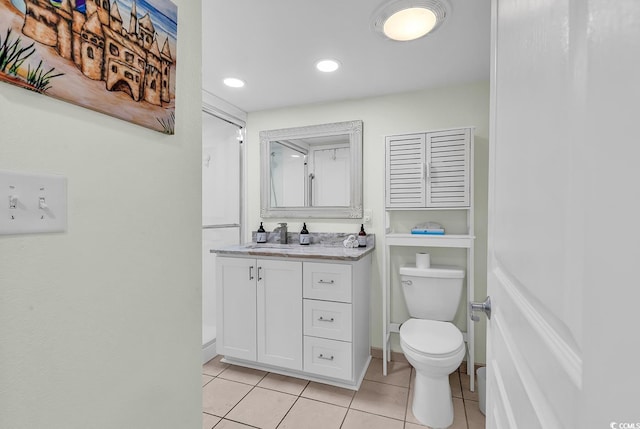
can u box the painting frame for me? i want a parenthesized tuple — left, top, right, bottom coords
(0, 0, 178, 134)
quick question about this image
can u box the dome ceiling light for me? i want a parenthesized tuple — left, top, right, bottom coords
(372, 0, 450, 42)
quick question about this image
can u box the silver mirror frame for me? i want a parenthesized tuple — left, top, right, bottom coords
(260, 120, 363, 219)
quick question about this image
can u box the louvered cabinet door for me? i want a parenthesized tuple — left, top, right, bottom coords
(425, 128, 470, 207)
(385, 134, 426, 207)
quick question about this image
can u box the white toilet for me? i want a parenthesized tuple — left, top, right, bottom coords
(399, 264, 466, 429)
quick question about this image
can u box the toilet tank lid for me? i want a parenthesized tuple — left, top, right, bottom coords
(400, 264, 465, 278)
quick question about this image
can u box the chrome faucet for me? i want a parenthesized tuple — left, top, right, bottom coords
(275, 222, 288, 244)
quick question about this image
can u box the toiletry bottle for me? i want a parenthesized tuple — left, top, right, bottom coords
(299, 223, 310, 245)
(358, 224, 367, 247)
(256, 222, 267, 243)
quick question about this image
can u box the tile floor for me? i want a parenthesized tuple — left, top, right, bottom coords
(202, 356, 485, 429)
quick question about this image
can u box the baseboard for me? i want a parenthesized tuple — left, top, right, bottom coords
(202, 339, 217, 364)
(459, 360, 486, 374)
(370, 347, 409, 363)
(370, 347, 485, 372)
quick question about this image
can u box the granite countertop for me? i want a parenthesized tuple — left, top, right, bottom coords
(211, 233, 375, 261)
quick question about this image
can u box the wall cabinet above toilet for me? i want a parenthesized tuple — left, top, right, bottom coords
(385, 127, 472, 209)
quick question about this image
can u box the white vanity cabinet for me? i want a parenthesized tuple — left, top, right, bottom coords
(215, 252, 372, 390)
(216, 257, 302, 371)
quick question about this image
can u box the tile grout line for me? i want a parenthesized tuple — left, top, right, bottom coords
(207, 364, 480, 429)
(408, 367, 416, 423)
(213, 416, 261, 429)
(274, 393, 304, 429)
(215, 372, 265, 423)
(272, 379, 310, 429)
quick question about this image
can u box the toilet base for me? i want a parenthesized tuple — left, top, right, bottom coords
(412, 370, 454, 429)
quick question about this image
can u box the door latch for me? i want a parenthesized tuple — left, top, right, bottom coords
(470, 296, 492, 321)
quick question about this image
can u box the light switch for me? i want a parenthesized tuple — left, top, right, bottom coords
(0, 170, 67, 235)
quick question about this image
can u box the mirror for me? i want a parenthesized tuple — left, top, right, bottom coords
(260, 120, 363, 218)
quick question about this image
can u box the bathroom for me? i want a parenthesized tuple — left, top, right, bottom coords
(200, 0, 490, 425)
(202, 81, 489, 428)
(1, 1, 638, 428)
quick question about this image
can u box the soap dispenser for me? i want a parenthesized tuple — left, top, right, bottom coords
(358, 224, 367, 247)
(256, 222, 267, 243)
(299, 223, 310, 245)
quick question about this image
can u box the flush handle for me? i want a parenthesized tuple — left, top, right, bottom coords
(470, 296, 491, 321)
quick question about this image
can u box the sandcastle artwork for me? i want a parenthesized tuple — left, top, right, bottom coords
(0, 0, 177, 134)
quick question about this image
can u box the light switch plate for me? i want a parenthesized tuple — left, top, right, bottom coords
(0, 170, 67, 235)
(364, 209, 373, 225)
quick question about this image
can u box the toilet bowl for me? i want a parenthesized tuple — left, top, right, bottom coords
(400, 319, 465, 428)
(399, 264, 466, 429)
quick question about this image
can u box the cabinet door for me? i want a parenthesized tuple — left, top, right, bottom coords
(257, 259, 303, 370)
(216, 257, 257, 361)
(426, 128, 471, 207)
(385, 134, 426, 208)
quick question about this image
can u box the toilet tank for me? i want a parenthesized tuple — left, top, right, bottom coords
(400, 264, 465, 321)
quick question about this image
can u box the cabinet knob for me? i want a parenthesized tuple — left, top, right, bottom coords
(318, 279, 334, 285)
(318, 316, 335, 323)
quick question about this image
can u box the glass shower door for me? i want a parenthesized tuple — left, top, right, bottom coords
(202, 111, 243, 362)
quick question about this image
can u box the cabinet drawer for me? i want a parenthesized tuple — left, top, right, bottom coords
(303, 299, 352, 342)
(303, 262, 352, 303)
(303, 336, 352, 380)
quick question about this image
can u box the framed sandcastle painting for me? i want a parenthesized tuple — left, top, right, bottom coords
(0, 0, 177, 134)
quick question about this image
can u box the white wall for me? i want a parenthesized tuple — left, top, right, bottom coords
(246, 81, 490, 364)
(0, 1, 202, 427)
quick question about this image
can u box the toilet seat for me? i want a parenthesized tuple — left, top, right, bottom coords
(400, 319, 464, 358)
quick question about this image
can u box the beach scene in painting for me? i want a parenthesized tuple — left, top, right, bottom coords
(0, 0, 177, 134)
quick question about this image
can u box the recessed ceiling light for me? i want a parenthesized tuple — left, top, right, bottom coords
(316, 59, 341, 73)
(223, 77, 245, 88)
(372, 0, 449, 42)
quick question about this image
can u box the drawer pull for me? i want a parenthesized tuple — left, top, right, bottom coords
(318, 316, 335, 322)
(318, 279, 335, 285)
(318, 353, 334, 361)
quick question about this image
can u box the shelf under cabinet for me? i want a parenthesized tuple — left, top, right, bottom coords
(385, 233, 475, 248)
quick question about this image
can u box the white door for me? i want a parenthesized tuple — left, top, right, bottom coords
(257, 259, 303, 370)
(312, 146, 350, 206)
(486, 0, 640, 426)
(487, 0, 582, 425)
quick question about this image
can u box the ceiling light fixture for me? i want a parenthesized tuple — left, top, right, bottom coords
(372, 0, 450, 42)
(223, 77, 245, 88)
(316, 59, 341, 73)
